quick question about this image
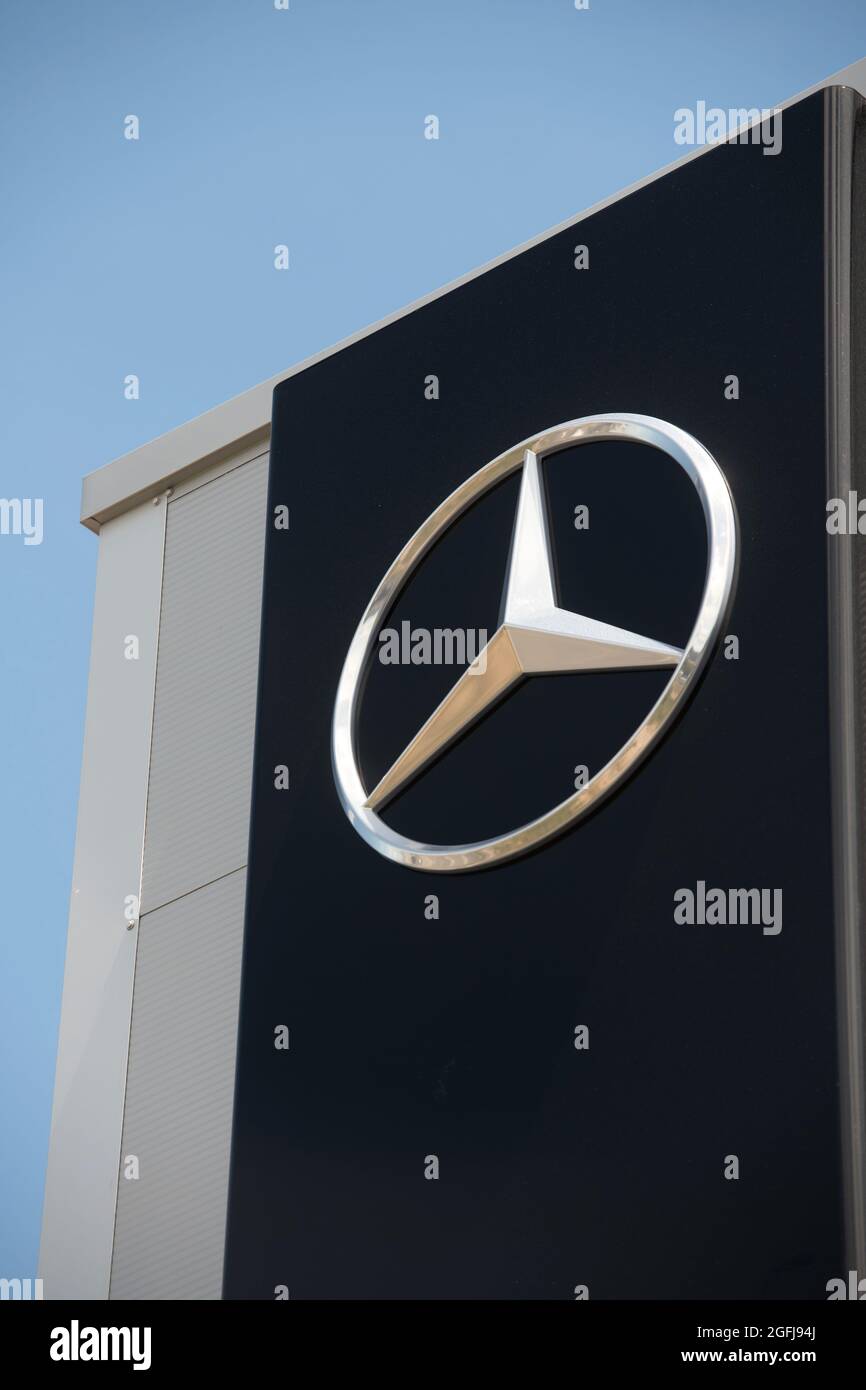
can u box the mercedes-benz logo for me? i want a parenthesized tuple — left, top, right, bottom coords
(333, 414, 737, 872)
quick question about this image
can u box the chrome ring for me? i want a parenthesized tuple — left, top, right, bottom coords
(332, 413, 737, 872)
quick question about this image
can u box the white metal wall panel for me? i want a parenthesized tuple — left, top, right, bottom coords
(109, 869, 247, 1300)
(139, 454, 268, 914)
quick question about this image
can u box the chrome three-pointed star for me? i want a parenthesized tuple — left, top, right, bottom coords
(365, 448, 683, 811)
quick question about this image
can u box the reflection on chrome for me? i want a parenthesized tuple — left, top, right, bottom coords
(332, 413, 737, 873)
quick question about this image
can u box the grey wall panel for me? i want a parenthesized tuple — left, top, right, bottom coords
(39, 498, 166, 1300)
(109, 451, 268, 1299)
(140, 455, 268, 913)
(110, 869, 247, 1300)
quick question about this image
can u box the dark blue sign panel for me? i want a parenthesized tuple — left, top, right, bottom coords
(224, 90, 857, 1299)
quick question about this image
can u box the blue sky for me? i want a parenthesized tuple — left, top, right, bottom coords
(1, 0, 865, 1283)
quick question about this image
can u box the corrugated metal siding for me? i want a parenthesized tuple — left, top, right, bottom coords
(110, 870, 247, 1300)
(140, 455, 268, 914)
(110, 452, 268, 1299)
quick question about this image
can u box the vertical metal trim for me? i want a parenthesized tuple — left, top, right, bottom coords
(106, 491, 170, 1282)
(825, 83, 866, 1277)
